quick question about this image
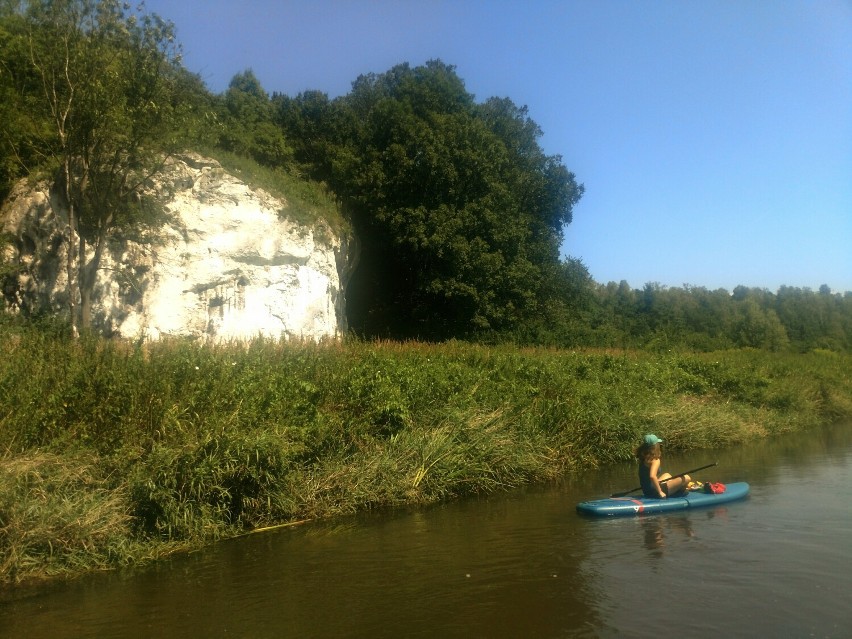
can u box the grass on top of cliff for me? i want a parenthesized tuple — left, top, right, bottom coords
(203, 149, 347, 240)
(1, 319, 851, 585)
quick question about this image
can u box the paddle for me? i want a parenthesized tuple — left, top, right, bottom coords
(610, 461, 718, 498)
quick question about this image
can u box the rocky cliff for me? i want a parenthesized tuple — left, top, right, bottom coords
(0, 154, 349, 341)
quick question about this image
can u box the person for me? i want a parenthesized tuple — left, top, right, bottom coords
(636, 434, 690, 498)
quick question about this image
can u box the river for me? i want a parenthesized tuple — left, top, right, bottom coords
(2, 422, 851, 638)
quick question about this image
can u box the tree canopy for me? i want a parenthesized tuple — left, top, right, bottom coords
(276, 60, 583, 340)
(216, 68, 292, 167)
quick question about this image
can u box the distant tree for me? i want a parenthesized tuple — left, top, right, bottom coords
(775, 285, 849, 351)
(733, 299, 789, 351)
(528, 256, 599, 346)
(683, 286, 736, 350)
(584, 281, 636, 348)
(546, 277, 851, 353)
(217, 69, 293, 167)
(2, 0, 205, 333)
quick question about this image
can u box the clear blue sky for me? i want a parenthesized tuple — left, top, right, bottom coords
(146, 0, 852, 294)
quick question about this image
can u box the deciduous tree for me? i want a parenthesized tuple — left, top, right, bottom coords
(2, 0, 204, 332)
(319, 60, 583, 339)
(217, 69, 292, 167)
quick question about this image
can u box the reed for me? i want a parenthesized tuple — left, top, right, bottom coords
(0, 451, 132, 582)
(1, 319, 850, 586)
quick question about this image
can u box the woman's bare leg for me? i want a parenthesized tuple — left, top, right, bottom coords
(663, 474, 691, 496)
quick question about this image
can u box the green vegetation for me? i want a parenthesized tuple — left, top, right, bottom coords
(2, 317, 850, 586)
(3, 3, 850, 348)
(202, 147, 346, 237)
(2, 0, 851, 592)
(2, 3, 583, 342)
(274, 63, 583, 340)
(532, 277, 852, 353)
(1, 0, 209, 334)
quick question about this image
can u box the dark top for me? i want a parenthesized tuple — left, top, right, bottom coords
(638, 462, 658, 498)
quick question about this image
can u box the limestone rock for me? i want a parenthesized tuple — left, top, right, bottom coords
(0, 154, 348, 341)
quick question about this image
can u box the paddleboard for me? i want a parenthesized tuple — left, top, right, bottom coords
(576, 482, 750, 517)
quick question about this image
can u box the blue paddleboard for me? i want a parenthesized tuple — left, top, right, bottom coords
(576, 482, 750, 517)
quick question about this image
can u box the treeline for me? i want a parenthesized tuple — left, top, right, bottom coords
(535, 273, 852, 352)
(2, 1, 850, 351)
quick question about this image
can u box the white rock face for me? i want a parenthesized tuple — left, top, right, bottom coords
(1, 154, 348, 341)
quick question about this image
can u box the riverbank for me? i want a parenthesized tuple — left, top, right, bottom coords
(2, 327, 851, 588)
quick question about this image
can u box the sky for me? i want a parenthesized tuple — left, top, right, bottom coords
(145, 0, 852, 294)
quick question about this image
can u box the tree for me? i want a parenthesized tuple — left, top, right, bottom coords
(775, 285, 849, 351)
(527, 256, 599, 347)
(273, 89, 342, 181)
(2, 0, 203, 333)
(319, 60, 583, 340)
(0, 5, 51, 201)
(733, 299, 789, 351)
(217, 69, 292, 167)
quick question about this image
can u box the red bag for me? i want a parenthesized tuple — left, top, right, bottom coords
(704, 482, 726, 494)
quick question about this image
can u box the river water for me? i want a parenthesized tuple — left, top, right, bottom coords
(2, 423, 851, 638)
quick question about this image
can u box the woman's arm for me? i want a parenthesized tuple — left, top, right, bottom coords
(649, 458, 666, 498)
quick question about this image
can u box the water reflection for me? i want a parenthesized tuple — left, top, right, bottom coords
(1, 423, 851, 638)
(582, 423, 852, 639)
(640, 514, 695, 556)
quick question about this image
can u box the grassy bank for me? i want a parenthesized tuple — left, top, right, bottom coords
(2, 323, 851, 587)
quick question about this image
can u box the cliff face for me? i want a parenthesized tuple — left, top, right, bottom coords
(0, 154, 348, 341)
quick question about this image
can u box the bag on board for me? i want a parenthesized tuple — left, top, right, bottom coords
(704, 482, 726, 494)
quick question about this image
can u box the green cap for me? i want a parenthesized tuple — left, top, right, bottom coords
(643, 434, 664, 445)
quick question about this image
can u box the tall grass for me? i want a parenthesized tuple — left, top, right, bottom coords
(1, 318, 851, 586)
(0, 451, 132, 582)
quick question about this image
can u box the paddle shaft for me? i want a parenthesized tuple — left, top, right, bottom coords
(610, 461, 718, 498)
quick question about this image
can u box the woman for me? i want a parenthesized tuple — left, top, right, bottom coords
(636, 434, 691, 498)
